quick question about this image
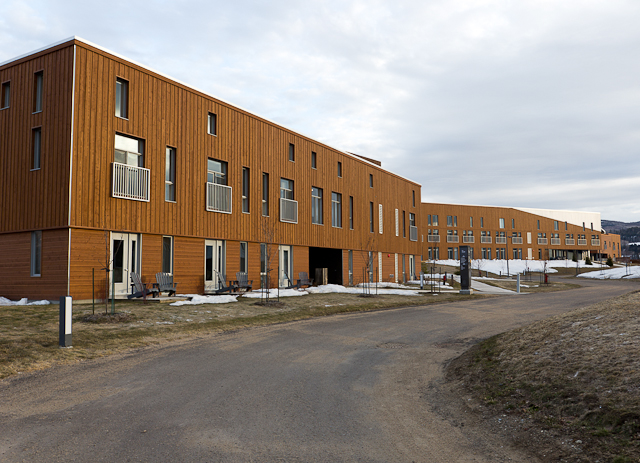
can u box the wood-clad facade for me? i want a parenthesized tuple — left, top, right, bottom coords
(0, 38, 422, 301)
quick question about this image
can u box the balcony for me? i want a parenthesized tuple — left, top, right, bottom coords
(578, 239, 587, 246)
(446, 235, 459, 243)
(481, 236, 492, 244)
(206, 182, 232, 213)
(565, 239, 575, 246)
(512, 237, 523, 245)
(112, 162, 150, 202)
(538, 238, 548, 245)
(591, 239, 601, 246)
(463, 236, 475, 243)
(409, 226, 418, 242)
(495, 237, 507, 244)
(280, 198, 298, 223)
(551, 238, 561, 245)
(427, 234, 440, 243)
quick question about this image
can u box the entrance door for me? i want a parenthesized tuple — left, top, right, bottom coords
(111, 232, 140, 297)
(409, 255, 415, 281)
(279, 245, 293, 287)
(204, 240, 225, 292)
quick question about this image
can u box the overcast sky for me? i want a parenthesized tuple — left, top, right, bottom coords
(2, 0, 640, 222)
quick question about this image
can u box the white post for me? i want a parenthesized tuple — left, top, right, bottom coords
(516, 274, 520, 294)
(59, 296, 72, 348)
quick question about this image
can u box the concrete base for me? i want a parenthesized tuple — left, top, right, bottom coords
(459, 289, 474, 295)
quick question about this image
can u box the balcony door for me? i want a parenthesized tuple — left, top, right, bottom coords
(110, 232, 140, 297)
(204, 240, 225, 292)
(279, 245, 293, 287)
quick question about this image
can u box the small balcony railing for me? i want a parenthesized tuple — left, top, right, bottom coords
(280, 198, 298, 223)
(427, 234, 440, 243)
(206, 182, 232, 213)
(538, 238, 548, 245)
(565, 239, 575, 246)
(409, 226, 418, 242)
(446, 235, 459, 243)
(578, 239, 587, 246)
(591, 239, 601, 246)
(551, 238, 561, 245)
(512, 237, 523, 245)
(463, 236, 474, 243)
(112, 162, 150, 202)
(495, 237, 507, 244)
(481, 236, 492, 244)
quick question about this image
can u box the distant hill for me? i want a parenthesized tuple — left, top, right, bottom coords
(602, 220, 640, 232)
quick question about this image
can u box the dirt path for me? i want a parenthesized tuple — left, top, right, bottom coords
(0, 278, 634, 462)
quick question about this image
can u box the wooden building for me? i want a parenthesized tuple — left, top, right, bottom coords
(0, 38, 422, 301)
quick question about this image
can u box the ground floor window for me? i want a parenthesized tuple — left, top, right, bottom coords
(30, 231, 42, 277)
(448, 247, 453, 259)
(453, 247, 458, 260)
(162, 236, 173, 274)
(240, 242, 248, 273)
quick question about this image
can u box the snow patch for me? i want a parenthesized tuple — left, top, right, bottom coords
(170, 294, 239, 306)
(0, 297, 50, 306)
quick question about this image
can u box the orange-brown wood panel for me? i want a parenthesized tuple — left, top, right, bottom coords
(69, 228, 112, 301)
(141, 234, 163, 286)
(293, 246, 310, 284)
(174, 236, 205, 294)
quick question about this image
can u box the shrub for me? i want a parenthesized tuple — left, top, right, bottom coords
(607, 256, 614, 267)
(585, 256, 592, 265)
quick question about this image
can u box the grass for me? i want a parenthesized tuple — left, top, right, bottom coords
(0, 290, 483, 380)
(448, 290, 640, 462)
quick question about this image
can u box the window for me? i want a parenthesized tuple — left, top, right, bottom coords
(499, 218, 505, 229)
(448, 247, 453, 259)
(240, 242, 248, 273)
(454, 216, 457, 227)
(412, 190, 415, 207)
(207, 158, 227, 185)
(288, 143, 295, 162)
(312, 187, 323, 224)
(165, 147, 176, 201)
(554, 220, 559, 231)
(34, 71, 43, 113)
(447, 216, 452, 226)
(378, 204, 383, 234)
(1, 81, 9, 109)
(30, 231, 42, 277)
(395, 209, 399, 236)
(591, 222, 594, 231)
(427, 214, 431, 226)
(162, 236, 173, 274)
(470, 216, 473, 227)
(402, 211, 406, 238)
(262, 173, 269, 216)
(370, 202, 374, 233)
(260, 243, 267, 275)
(410, 213, 416, 227)
(512, 218, 515, 229)
(537, 220, 540, 230)
(32, 127, 41, 170)
(349, 196, 354, 230)
(369, 174, 373, 188)
(311, 151, 317, 169)
(565, 221, 568, 230)
(115, 133, 144, 167)
(115, 77, 128, 118)
(332, 192, 342, 228)
(337, 161, 342, 178)
(242, 167, 250, 213)
(208, 112, 217, 135)
(280, 178, 294, 199)
(433, 215, 438, 226)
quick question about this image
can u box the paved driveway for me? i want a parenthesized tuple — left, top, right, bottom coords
(0, 278, 635, 462)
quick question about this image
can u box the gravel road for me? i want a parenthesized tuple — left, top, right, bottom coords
(0, 278, 635, 462)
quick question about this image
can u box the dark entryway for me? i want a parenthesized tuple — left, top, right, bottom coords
(309, 247, 343, 285)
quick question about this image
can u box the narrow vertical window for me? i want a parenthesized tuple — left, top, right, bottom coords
(337, 161, 342, 178)
(1, 81, 10, 109)
(470, 216, 473, 227)
(428, 214, 431, 226)
(378, 204, 383, 234)
(208, 112, 217, 135)
(262, 173, 269, 216)
(403, 211, 406, 238)
(31, 231, 42, 277)
(511, 218, 515, 229)
(332, 192, 342, 228)
(260, 243, 267, 275)
(288, 143, 295, 162)
(240, 242, 248, 273)
(369, 174, 373, 188)
(32, 127, 41, 170)
(412, 190, 415, 207)
(538, 220, 541, 230)
(395, 209, 399, 236)
(454, 216, 457, 227)
(312, 187, 323, 224)
(349, 196, 354, 230)
(311, 151, 317, 169)
(369, 202, 374, 233)
(480, 217, 484, 228)
(115, 77, 128, 118)
(162, 236, 173, 274)
(242, 167, 250, 213)
(34, 71, 43, 113)
(165, 147, 176, 202)
(499, 218, 505, 229)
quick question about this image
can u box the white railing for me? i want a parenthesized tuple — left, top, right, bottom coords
(578, 239, 587, 246)
(112, 162, 150, 202)
(427, 235, 440, 243)
(538, 238, 548, 245)
(410, 226, 418, 241)
(495, 237, 507, 244)
(463, 236, 474, 243)
(551, 238, 561, 245)
(591, 239, 600, 246)
(206, 182, 232, 213)
(481, 236, 492, 244)
(565, 239, 575, 246)
(446, 235, 459, 243)
(512, 237, 523, 244)
(280, 198, 298, 223)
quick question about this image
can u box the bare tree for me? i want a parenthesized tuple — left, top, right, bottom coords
(259, 217, 278, 303)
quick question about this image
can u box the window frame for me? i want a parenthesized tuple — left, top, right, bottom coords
(208, 112, 217, 136)
(32, 127, 42, 171)
(240, 241, 248, 273)
(242, 167, 250, 213)
(33, 71, 43, 114)
(262, 172, 269, 216)
(115, 133, 145, 167)
(280, 178, 294, 200)
(311, 151, 317, 169)
(165, 146, 176, 202)
(369, 174, 373, 188)
(207, 158, 228, 185)
(331, 192, 342, 228)
(369, 202, 374, 233)
(162, 236, 173, 274)
(349, 196, 354, 230)
(115, 77, 128, 119)
(288, 143, 295, 162)
(312, 186, 323, 225)
(30, 231, 42, 277)
(337, 161, 342, 178)
(1, 81, 10, 110)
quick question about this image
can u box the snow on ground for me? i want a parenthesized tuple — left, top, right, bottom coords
(171, 294, 239, 306)
(356, 282, 415, 289)
(426, 259, 609, 276)
(242, 288, 309, 298)
(577, 266, 640, 279)
(244, 284, 423, 297)
(0, 297, 50, 306)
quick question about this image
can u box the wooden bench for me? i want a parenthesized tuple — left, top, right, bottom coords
(154, 272, 178, 296)
(128, 272, 159, 299)
(295, 271, 314, 289)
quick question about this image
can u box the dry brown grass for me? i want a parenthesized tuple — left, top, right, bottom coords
(449, 290, 640, 463)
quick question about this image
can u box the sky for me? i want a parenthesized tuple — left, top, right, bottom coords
(2, 0, 640, 221)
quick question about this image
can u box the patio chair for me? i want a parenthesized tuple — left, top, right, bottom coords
(206, 271, 238, 295)
(154, 272, 178, 296)
(128, 272, 159, 299)
(295, 271, 314, 289)
(235, 272, 253, 292)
